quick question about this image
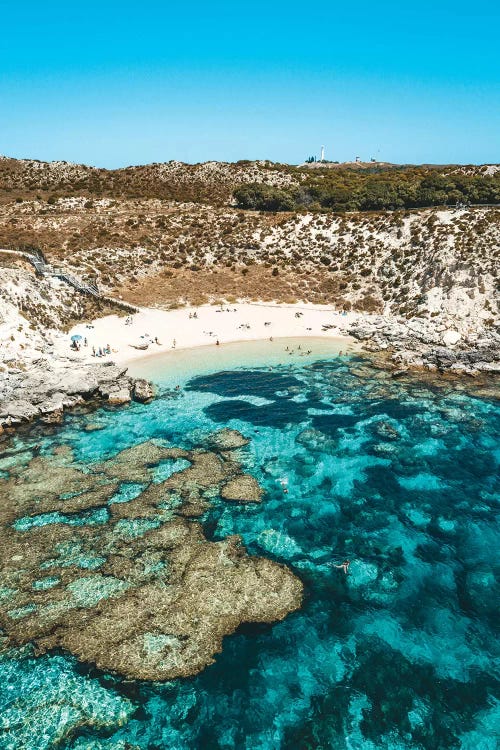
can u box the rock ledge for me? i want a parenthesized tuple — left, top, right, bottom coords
(0, 362, 155, 432)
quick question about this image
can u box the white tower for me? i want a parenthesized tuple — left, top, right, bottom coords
(320, 145, 325, 162)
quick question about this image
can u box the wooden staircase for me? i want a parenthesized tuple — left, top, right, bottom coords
(1, 248, 137, 312)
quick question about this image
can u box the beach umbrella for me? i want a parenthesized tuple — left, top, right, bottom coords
(71, 334, 83, 341)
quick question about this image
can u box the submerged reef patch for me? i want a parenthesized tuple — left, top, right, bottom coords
(0, 431, 302, 681)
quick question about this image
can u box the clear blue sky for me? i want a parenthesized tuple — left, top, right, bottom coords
(1, 1, 498, 167)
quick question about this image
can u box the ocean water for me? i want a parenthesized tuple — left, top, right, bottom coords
(1, 339, 499, 750)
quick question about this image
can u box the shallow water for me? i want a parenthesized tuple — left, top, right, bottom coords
(1, 342, 499, 750)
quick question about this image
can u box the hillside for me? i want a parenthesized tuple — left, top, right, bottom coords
(0, 157, 498, 374)
(0, 194, 497, 314)
(1, 156, 499, 211)
(0, 157, 299, 206)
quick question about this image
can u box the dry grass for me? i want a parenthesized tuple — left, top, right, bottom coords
(116, 264, 354, 308)
(0, 191, 497, 322)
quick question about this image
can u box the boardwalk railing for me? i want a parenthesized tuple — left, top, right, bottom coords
(0, 248, 138, 312)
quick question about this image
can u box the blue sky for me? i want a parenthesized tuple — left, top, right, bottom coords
(1, 1, 498, 167)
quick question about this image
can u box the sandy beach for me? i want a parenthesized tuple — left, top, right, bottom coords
(62, 302, 359, 365)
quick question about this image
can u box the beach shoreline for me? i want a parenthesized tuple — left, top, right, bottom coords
(61, 302, 360, 366)
(2, 299, 498, 434)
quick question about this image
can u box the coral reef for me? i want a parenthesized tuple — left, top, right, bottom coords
(0, 431, 302, 681)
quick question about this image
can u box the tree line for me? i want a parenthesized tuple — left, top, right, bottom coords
(233, 168, 500, 212)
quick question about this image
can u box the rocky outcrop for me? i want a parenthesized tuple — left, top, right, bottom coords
(133, 378, 156, 403)
(0, 439, 302, 681)
(348, 317, 500, 376)
(207, 428, 250, 451)
(221, 474, 264, 503)
(0, 362, 155, 431)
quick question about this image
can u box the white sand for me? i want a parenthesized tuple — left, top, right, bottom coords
(61, 302, 360, 365)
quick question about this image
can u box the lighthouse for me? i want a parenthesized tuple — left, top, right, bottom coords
(320, 145, 325, 162)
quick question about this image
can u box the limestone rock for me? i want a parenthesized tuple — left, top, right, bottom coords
(64, 373, 99, 396)
(0, 399, 39, 423)
(221, 474, 264, 503)
(133, 379, 155, 403)
(207, 428, 250, 451)
(0, 439, 302, 682)
(442, 329, 461, 346)
(373, 421, 401, 440)
(107, 389, 132, 405)
(0, 360, 155, 431)
(39, 408, 64, 425)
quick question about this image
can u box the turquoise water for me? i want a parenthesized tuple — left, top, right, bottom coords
(1, 341, 499, 749)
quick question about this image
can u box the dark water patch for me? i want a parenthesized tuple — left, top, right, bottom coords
(186, 369, 303, 399)
(311, 412, 360, 437)
(357, 464, 406, 503)
(350, 642, 497, 749)
(426, 445, 499, 486)
(204, 398, 308, 428)
(415, 539, 455, 565)
(364, 398, 424, 421)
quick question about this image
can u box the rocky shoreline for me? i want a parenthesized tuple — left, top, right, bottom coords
(0, 360, 155, 434)
(347, 316, 500, 377)
(1, 313, 498, 436)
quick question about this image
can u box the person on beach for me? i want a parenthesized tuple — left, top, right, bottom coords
(216, 339, 220, 346)
(172, 339, 176, 348)
(334, 560, 350, 574)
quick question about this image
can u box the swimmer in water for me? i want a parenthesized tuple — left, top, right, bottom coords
(334, 560, 350, 574)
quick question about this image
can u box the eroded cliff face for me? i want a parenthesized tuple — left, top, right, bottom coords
(0, 432, 303, 681)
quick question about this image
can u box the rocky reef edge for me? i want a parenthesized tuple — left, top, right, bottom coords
(0, 361, 155, 434)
